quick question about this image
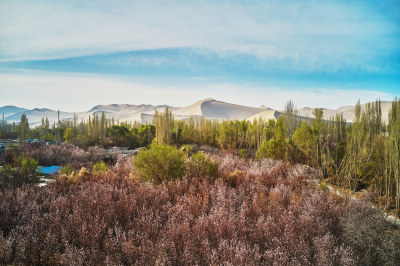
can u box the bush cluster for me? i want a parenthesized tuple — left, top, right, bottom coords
(1, 153, 399, 265)
(133, 143, 186, 184)
(186, 151, 219, 180)
(0, 151, 40, 188)
(19, 143, 114, 170)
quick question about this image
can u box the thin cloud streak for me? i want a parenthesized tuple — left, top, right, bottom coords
(1, 0, 398, 74)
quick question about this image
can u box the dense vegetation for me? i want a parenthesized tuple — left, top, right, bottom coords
(2, 99, 400, 212)
(0, 151, 40, 188)
(1, 153, 400, 265)
(151, 99, 400, 215)
(0, 113, 155, 148)
(1, 98, 400, 264)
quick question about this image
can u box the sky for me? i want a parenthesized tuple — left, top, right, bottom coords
(0, 0, 399, 112)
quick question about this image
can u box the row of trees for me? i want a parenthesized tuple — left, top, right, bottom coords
(152, 99, 400, 215)
(1, 113, 155, 149)
(3, 99, 400, 213)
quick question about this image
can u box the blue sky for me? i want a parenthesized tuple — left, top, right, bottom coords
(0, 0, 399, 111)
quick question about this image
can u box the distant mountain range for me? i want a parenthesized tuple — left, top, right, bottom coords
(0, 99, 393, 127)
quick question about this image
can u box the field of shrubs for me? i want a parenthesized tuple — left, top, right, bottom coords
(1, 144, 400, 265)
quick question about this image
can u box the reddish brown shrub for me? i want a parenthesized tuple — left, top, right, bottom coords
(0, 154, 396, 265)
(20, 143, 114, 170)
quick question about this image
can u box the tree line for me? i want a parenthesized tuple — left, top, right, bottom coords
(0, 112, 155, 149)
(152, 99, 400, 215)
(1, 98, 400, 214)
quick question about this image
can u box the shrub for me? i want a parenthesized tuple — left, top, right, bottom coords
(20, 143, 111, 170)
(60, 164, 74, 176)
(180, 144, 194, 157)
(256, 139, 285, 160)
(57, 167, 91, 187)
(320, 180, 329, 191)
(2, 154, 400, 265)
(20, 157, 38, 178)
(186, 152, 219, 180)
(340, 202, 400, 265)
(239, 149, 247, 159)
(0, 149, 17, 167)
(0, 154, 361, 265)
(256, 139, 299, 162)
(92, 161, 108, 174)
(0, 157, 39, 188)
(133, 143, 185, 184)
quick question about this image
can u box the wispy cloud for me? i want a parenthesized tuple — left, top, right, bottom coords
(1, 0, 399, 74)
(1, 0, 398, 110)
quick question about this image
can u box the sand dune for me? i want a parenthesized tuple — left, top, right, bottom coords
(247, 110, 283, 121)
(296, 101, 393, 124)
(1, 99, 395, 127)
(173, 98, 265, 121)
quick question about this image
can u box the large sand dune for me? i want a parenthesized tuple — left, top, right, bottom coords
(0, 99, 395, 127)
(173, 98, 265, 121)
(247, 110, 283, 121)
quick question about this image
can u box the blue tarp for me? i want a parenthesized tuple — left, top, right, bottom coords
(36, 166, 61, 175)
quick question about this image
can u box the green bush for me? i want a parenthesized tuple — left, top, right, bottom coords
(187, 152, 219, 180)
(180, 145, 194, 156)
(256, 139, 285, 160)
(0, 156, 40, 188)
(92, 161, 108, 174)
(255, 138, 298, 162)
(239, 149, 248, 159)
(134, 143, 186, 184)
(60, 164, 74, 176)
(320, 180, 329, 191)
(20, 157, 38, 177)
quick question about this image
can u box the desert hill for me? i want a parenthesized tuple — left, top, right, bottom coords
(0, 99, 393, 127)
(295, 101, 392, 123)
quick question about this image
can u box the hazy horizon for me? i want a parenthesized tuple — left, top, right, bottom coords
(0, 96, 397, 114)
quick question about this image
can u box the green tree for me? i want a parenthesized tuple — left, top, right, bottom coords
(312, 108, 324, 167)
(20, 157, 38, 179)
(293, 121, 313, 164)
(64, 127, 74, 143)
(109, 125, 130, 146)
(153, 107, 174, 144)
(18, 113, 29, 145)
(256, 138, 285, 160)
(284, 100, 298, 141)
(137, 124, 156, 146)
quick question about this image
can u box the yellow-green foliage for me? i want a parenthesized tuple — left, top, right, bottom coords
(63, 128, 74, 143)
(60, 164, 74, 176)
(292, 121, 313, 163)
(239, 149, 247, 159)
(134, 143, 186, 184)
(320, 180, 329, 191)
(187, 151, 219, 180)
(0, 156, 40, 187)
(20, 157, 38, 177)
(256, 139, 285, 160)
(57, 167, 91, 186)
(92, 161, 108, 174)
(180, 145, 194, 157)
